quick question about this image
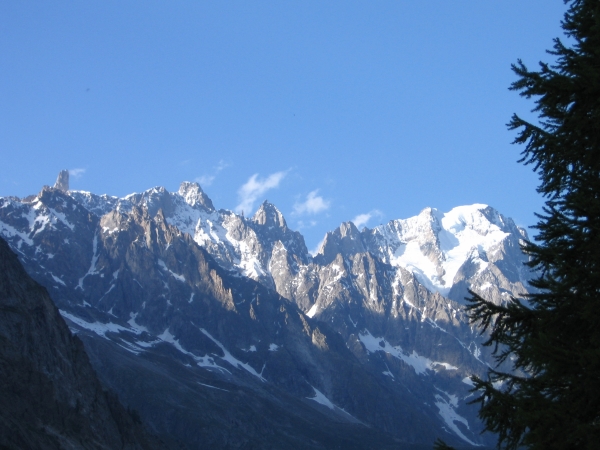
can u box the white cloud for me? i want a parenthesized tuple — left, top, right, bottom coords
(235, 171, 287, 214)
(196, 160, 229, 187)
(293, 190, 330, 215)
(352, 209, 383, 229)
(69, 168, 86, 179)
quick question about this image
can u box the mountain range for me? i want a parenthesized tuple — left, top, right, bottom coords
(0, 171, 534, 449)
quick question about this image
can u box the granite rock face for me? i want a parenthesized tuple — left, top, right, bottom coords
(53, 169, 69, 192)
(0, 237, 161, 450)
(0, 173, 536, 449)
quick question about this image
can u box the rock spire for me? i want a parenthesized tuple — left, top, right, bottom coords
(53, 170, 69, 191)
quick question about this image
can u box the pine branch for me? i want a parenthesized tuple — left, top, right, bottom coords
(432, 439, 456, 450)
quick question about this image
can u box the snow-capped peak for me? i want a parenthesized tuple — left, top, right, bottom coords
(178, 182, 215, 212)
(360, 204, 526, 296)
(441, 204, 505, 237)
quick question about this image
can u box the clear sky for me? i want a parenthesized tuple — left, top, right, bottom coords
(1, 1, 566, 252)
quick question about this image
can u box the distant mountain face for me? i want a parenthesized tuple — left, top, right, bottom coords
(0, 236, 160, 449)
(0, 172, 535, 449)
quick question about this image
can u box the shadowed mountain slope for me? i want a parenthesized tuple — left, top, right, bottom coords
(0, 236, 162, 449)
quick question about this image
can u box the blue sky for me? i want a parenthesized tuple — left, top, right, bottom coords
(1, 1, 565, 251)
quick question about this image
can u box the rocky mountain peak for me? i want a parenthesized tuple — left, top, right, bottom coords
(414, 206, 443, 233)
(317, 221, 365, 265)
(338, 221, 361, 239)
(53, 169, 69, 192)
(252, 200, 287, 229)
(123, 186, 176, 218)
(178, 181, 215, 212)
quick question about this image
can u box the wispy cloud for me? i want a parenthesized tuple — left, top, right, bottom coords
(235, 171, 287, 214)
(215, 160, 229, 171)
(352, 209, 383, 229)
(293, 190, 330, 215)
(196, 160, 229, 187)
(309, 237, 326, 257)
(69, 168, 86, 179)
(296, 219, 318, 230)
(196, 174, 216, 186)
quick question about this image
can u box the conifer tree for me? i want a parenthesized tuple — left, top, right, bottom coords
(458, 1, 600, 449)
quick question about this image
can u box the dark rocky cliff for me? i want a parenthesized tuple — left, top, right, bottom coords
(0, 237, 161, 450)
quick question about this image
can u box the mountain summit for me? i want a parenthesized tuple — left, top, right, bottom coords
(178, 181, 214, 211)
(53, 169, 69, 191)
(252, 200, 287, 228)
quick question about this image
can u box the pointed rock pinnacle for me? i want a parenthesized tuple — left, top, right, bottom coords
(53, 170, 69, 192)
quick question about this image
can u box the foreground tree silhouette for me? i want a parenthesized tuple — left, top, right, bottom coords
(436, 1, 600, 449)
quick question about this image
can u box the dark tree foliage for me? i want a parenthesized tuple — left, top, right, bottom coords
(463, 1, 600, 449)
(433, 438, 457, 450)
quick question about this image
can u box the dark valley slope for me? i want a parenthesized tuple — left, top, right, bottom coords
(0, 237, 161, 450)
